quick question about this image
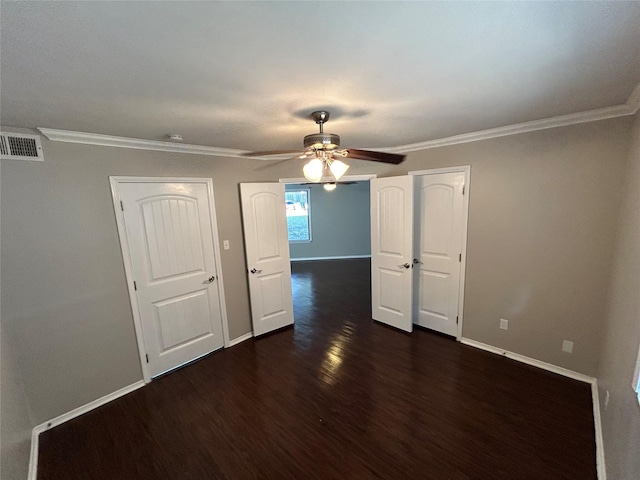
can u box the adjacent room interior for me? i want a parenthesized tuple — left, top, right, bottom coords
(1, 2, 639, 480)
(285, 180, 372, 263)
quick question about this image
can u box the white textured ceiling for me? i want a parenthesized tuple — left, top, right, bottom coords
(1, 1, 639, 152)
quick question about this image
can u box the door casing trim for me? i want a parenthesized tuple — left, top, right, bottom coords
(109, 176, 230, 383)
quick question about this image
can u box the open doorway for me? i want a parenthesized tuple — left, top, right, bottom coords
(281, 175, 375, 330)
(240, 169, 469, 339)
(284, 181, 372, 261)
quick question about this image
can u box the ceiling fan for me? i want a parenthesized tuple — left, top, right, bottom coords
(243, 111, 406, 182)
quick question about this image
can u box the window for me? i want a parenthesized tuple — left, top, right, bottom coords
(285, 189, 311, 242)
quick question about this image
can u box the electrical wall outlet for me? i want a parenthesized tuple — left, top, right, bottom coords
(562, 340, 574, 353)
(223, 240, 230, 250)
(500, 318, 509, 330)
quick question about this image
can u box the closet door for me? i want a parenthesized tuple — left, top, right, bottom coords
(116, 179, 226, 378)
(415, 171, 466, 337)
(370, 176, 414, 332)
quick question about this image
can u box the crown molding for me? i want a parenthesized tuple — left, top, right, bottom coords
(37, 81, 640, 157)
(37, 128, 254, 158)
(385, 81, 640, 153)
(385, 103, 636, 154)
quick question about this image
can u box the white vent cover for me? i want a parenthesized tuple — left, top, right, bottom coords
(0, 132, 44, 161)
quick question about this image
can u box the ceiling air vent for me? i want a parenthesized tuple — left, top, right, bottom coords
(0, 132, 44, 161)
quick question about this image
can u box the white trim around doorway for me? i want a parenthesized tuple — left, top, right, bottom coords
(279, 174, 377, 184)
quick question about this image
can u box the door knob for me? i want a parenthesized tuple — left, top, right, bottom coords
(250, 268, 262, 274)
(413, 258, 423, 264)
(398, 263, 411, 269)
(208, 276, 216, 283)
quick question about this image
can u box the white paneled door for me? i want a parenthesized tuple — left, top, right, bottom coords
(370, 176, 414, 332)
(240, 183, 294, 336)
(116, 180, 226, 378)
(416, 172, 465, 337)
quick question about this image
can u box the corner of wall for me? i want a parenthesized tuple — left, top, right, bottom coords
(1, 139, 37, 480)
(595, 111, 640, 480)
(1, 324, 37, 480)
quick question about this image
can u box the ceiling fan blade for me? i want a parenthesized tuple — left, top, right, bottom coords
(254, 155, 299, 171)
(243, 150, 302, 157)
(343, 149, 405, 164)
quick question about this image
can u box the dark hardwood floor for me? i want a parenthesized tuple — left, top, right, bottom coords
(38, 258, 596, 479)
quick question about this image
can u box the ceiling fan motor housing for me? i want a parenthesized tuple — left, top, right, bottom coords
(303, 133, 341, 150)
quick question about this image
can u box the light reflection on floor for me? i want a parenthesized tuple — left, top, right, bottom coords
(290, 260, 368, 383)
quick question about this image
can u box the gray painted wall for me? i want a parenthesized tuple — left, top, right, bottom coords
(1, 325, 34, 480)
(287, 182, 370, 259)
(1, 160, 35, 480)
(597, 112, 640, 480)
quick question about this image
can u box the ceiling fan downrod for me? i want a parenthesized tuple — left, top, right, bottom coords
(311, 110, 330, 133)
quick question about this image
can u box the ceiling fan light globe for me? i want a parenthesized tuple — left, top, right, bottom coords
(323, 183, 337, 192)
(303, 158, 324, 182)
(329, 159, 349, 181)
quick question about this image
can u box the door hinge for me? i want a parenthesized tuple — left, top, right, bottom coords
(462, 184, 465, 195)
(120, 200, 124, 211)
(459, 253, 462, 262)
(145, 354, 149, 363)
(456, 316, 459, 325)
(133, 280, 137, 291)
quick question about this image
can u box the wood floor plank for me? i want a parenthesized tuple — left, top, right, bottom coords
(38, 258, 596, 479)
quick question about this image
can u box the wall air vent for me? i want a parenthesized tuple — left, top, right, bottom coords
(0, 132, 44, 161)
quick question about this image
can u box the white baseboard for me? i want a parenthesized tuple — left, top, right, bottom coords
(28, 428, 39, 480)
(460, 337, 605, 480)
(28, 380, 145, 480)
(228, 331, 253, 347)
(591, 381, 607, 480)
(460, 338, 505, 356)
(460, 337, 595, 383)
(290, 254, 371, 262)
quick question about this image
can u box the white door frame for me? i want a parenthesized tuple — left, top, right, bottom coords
(409, 166, 470, 340)
(278, 174, 377, 184)
(109, 176, 231, 383)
